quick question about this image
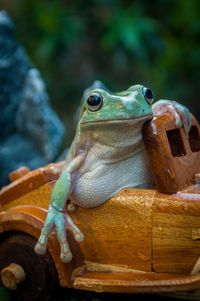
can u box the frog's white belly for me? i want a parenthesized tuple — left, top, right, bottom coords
(70, 149, 154, 208)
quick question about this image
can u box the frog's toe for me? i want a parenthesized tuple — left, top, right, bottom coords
(172, 102, 191, 134)
(75, 233, 84, 242)
(60, 251, 73, 263)
(34, 241, 46, 255)
(65, 214, 84, 243)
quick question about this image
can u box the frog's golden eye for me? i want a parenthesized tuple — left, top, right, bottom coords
(87, 93, 103, 112)
(142, 87, 154, 105)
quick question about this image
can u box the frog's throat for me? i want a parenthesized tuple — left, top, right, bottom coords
(80, 113, 153, 125)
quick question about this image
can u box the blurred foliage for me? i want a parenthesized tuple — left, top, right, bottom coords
(0, 285, 175, 301)
(0, 2, 198, 298)
(1, 0, 200, 145)
(0, 286, 10, 301)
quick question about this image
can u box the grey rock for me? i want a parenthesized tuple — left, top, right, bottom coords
(16, 68, 65, 162)
(0, 11, 31, 140)
(0, 11, 65, 187)
(0, 133, 47, 179)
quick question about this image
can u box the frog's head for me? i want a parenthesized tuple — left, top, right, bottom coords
(80, 84, 154, 125)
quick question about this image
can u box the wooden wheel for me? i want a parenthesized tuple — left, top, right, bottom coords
(0, 233, 58, 301)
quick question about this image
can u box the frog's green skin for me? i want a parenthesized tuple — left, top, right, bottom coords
(35, 84, 191, 263)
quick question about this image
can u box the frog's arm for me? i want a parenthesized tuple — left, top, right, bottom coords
(152, 100, 191, 134)
(34, 153, 84, 263)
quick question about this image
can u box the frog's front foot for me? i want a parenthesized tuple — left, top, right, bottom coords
(152, 100, 191, 134)
(34, 204, 84, 263)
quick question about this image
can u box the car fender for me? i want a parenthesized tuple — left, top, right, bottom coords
(0, 205, 84, 287)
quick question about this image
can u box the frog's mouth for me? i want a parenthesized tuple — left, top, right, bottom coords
(81, 113, 153, 125)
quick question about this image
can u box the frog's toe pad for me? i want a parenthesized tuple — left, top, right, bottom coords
(60, 252, 73, 263)
(34, 242, 46, 255)
(75, 233, 84, 242)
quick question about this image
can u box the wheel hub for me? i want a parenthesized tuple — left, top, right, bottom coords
(1, 263, 26, 289)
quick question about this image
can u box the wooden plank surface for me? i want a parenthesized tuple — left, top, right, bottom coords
(72, 188, 156, 272)
(153, 192, 200, 274)
(73, 271, 200, 293)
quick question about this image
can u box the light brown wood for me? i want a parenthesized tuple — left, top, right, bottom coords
(152, 191, 200, 274)
(9, 166, 30, 182)
(1, 263, 26, 289)
(85, 261, 146, 274)
(191, 256, 200, 275)
(1, 172, 200, 294)
(1, 110, 200, 297)
(73, 271, 200, 294)
(71, 188, 156, 272)
(0, 161, 64, 206)
(0, 185, 156, 285)
(0, 206, 81, 288)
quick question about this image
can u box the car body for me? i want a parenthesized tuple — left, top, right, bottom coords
(1, 113, 200, 300)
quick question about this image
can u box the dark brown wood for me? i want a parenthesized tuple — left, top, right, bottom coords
(143, 114, 200, 193)
(0, 233, 58, 301)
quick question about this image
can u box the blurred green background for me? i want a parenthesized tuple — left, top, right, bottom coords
(1, 0, 200, 148)
(0, 1, 199, 300)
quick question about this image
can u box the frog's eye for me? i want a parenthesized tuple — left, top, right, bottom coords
(87, 93, 103, 112)
(142, 87, 154, 105)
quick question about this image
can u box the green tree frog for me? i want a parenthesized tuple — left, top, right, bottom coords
(35, 84, 191, 262)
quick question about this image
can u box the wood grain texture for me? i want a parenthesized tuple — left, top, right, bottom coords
(84, 261, 146, 274)
(1, 150, 200, 294)
(0, 183, 156, 287)
(152, 191, 200, 274)
(9, 166, 30, 183)
(0, 202, 85, 287)
(71, 188, 156, 272)
(73, 271, 200, 293)
(0, 161, 64, 206)
(1, 263, 26, 289)
(143, 114, 200, 194)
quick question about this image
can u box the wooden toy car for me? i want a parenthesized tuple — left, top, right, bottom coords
(1, 112, 200, 301)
